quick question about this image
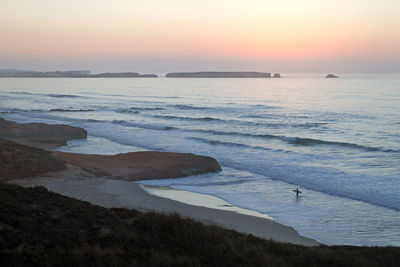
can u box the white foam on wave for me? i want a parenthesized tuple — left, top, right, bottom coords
(56, 135, 147, 155)
(4, 111, 400, 212)
(140, 168, 400, 246)
(2, 74, 400, 246)
(84, 120, 400, 212)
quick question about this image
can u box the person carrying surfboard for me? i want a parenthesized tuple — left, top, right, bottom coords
(293, 188, 302, 198)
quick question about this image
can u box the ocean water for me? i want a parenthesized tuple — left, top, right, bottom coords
(1, 74, 399, 246)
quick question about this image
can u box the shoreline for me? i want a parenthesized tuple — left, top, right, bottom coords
(1, 117, 318, 246)
(12, 173, 319, 246)
(140, 184, 274, 220)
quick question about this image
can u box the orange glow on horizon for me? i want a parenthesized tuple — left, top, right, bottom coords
(1, 0, 399, 70)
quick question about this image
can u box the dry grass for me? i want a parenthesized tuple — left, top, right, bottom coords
(1, 183, 399, 267)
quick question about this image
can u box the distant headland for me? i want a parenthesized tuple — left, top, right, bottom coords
(166, 72, 272, 78)
(0, 70, 157, 78)
(0, 69, 286, 78)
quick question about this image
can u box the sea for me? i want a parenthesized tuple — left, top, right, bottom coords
(1, 73, 399, 246)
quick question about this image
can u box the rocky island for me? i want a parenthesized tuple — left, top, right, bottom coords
(326, 74, 338, 78)
(166, 72, 272, 78)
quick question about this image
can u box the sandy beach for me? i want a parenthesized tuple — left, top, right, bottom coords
(14, 171, 318, 246)
(2, 118, 318, 246)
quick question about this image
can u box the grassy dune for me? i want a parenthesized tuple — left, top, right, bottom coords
(1, 183, 399, 267)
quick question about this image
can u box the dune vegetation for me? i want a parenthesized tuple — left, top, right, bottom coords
(1, 183, 399, 267)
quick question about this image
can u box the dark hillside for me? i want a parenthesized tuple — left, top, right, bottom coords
(1, 183, 399, 267)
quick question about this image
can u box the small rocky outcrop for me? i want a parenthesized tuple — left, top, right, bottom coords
(272, 73, 281, 78)
(0, 118, 87, 148)
(326, 74, 338, 78)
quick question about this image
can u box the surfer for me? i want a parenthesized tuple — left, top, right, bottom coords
(293, 188, 302, 198)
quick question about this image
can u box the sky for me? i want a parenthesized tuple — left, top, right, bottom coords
(1, 0, 400, 73)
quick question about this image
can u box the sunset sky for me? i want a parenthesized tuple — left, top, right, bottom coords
(1, 0, 399, 73)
